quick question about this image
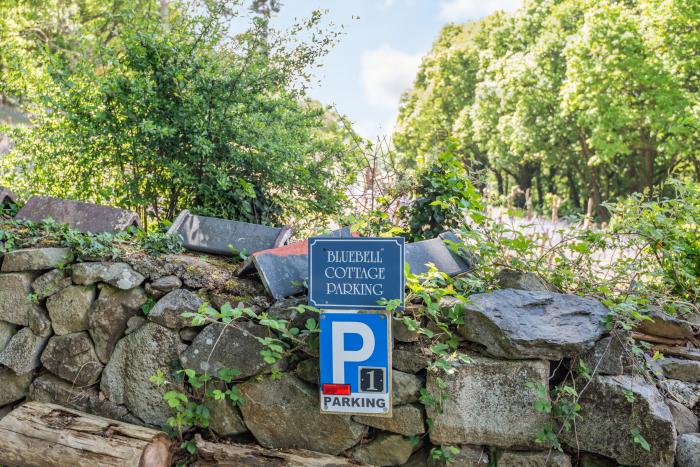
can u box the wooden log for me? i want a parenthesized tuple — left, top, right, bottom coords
(652, 345, 700, 362)
(0, 401, 172, 467)
(193, 434, 363, 467)
(629, 331, 688, 346)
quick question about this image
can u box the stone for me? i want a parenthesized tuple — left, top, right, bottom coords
(354, 404, 425, 436)
(577, 453, 617, 467)
(125, 315, 147, 335)
(496, 450, 572, 467)
(563, 375, 676, 467)
(88, 285, 147, 363)
(393, 318, 419, 343)
(28, 373, 140, 424)
(404, 448, 430, 467)
(393, 346, 430, 374)
(46, 285, 96, 335)
(1, 247, 72, 272)
(180, 321, 270, 379)
(208, 398, 247, 436)
(676, 433, 700, 467)
(666, 398, 699, 434)
(0, 320, 17, 352)
(101, 322, 184, 426)
(237, 228, 353, 300)
(72, 262, 145, 289)
(267, 296, 315, 329)
(405, 231, 477, 276)
(0, 327, 49, 373)
(123, 250, 264, 294)
(295, 358, 319, 385)
(427, 355, 550, 447)
(0, 186, 17, 206)
(179, 327, 199, 342)
(495, 269, 557, 292)
(168, 209, 292, 257)
(458, 289, 608, 360)
(662, 379, 700, 410)
(584, 334, 627, 376)
(14, 195, 141, 234)
(351, 433, 415, 466)
(145, 275, 182, 299)
(636, 310, 696, 340)
(32, 269, 72, 299)
(659, 357, 700, 382)
(0, 272, 41, 326)
(40, 332, 104, 386)
(147, 289, 203, 330)
(0, 367, 33, 406)
(27, 307, 52, 337)
(239, 374, 366, 454)
(427, 445, 489, 467)
(393, 370, 422, 405)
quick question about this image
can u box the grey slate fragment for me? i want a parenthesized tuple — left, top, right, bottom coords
(237, 227, 353, 300)
(14, 195, 141, 233)
(405, 231, 476, 276)
(168, 209, 292, 257)
(0, 186, 18, 206)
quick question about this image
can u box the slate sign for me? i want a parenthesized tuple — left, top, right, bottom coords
(319, 311, 392, 416)
(308, 237, 404, 311)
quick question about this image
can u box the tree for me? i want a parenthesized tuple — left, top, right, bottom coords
(1, 2, 359, 228)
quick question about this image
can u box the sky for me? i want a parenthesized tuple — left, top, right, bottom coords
(265, 0, 523, 140)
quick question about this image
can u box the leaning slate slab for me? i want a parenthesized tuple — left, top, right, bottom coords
(458, 289, 609, 360)
(168, 209, 292, 257)
(236, 227, 353, 300)
(14, 196, 141, 234)
(405, 231, 476, 276)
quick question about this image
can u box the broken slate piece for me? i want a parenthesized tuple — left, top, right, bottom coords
(14, 196, 141, 234)
(167, 209, 292, 257)
(236, 227, 353, 300)
(405, 231, 476, 276)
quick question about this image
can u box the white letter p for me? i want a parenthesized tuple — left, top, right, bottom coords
(331, 322, 374, 384)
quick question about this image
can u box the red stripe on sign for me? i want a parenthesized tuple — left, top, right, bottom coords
(322, 384, 351, 395)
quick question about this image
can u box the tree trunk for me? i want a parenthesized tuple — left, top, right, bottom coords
(0, 402, 172, 467)
(193, 434, 358, 466)
(639, 128, 656, 192)
(566, 169, 580, 210)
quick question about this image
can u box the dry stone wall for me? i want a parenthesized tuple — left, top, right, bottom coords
(0, 244, 697, 466)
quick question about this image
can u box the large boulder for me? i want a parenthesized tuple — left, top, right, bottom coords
(351, 433, 415, 466)
(563, 375, 676, 467)
(636, 311, 696, 340)
(180, 321, 270, 378)
(354, 403, 425, 436)
(32, 269, 72, 299)
(676, 433, 700, 467)
(0, 320, 16, 351)
(72, 262, 145, 290)
(147, 289, 203, 330)
(458, 289, 609, 359)
(88, 285, 147, 363)
(426, 355, 550, 447)
(495, 450, 572, 467)
(46, 285, 96, 335)
(40, 332, 104, 386)
(29, 373, 140, 424)
(0, 327, 49, 374)
(0, 273, 41, 326)
(0, 367, 33, 406)
(238, 374, 366, 455)
(1, 247, 71, 272)
(101, 322, 184, 426)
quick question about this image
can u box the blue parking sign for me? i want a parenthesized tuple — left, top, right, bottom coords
(319, 312, 392, 416)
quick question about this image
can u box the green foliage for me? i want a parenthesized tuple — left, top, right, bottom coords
(395, 0, 700, 217)
(403, 146, 483, 241)
(132, 229, 184, 256)
(2, 2, 359, 229)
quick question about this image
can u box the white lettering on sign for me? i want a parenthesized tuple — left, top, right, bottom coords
(325, 282, 383, 296)
(327, 250, 384, 263)
(321, 394, 388, 412)
(331, 321, 375, 384)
